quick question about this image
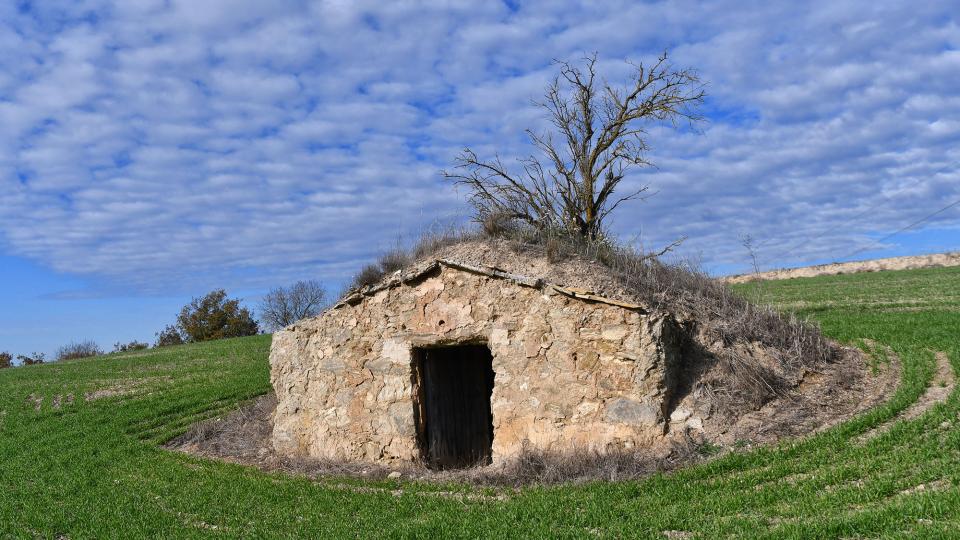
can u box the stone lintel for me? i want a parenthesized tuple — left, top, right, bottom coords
(332, 258, 649, 314)
(550, 285, 648, 313)
(435, 259, 544, 288)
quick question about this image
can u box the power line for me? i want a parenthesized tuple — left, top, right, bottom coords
(755, 202, 881, 266)
(753, 161, 959, 268)
(838, 196, 960, 261)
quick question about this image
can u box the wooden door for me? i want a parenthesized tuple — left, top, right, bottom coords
(419, 345, 494, 469)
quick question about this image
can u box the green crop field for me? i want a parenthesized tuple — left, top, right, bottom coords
(1, 266, 958, 538)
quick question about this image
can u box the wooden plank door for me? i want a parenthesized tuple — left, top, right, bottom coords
(420, 345, 494, 469)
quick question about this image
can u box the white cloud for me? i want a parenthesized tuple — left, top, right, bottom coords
(0, 0, 958, 295)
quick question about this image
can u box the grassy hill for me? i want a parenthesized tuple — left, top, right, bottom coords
(1, 266, 958, 538)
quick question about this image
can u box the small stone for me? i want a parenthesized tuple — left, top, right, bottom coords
(601, 325, 629, 341)
(387, 471, 402, 479)
(670, 408, 692, 423)
(605, 398, 658, 426)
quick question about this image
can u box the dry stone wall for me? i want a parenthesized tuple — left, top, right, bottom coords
(270, 261, 682, 464)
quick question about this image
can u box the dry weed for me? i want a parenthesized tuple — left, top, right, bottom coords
(342, 222, 839, 412)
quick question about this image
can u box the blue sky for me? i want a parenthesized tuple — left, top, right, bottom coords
(1, 1, 958, 359)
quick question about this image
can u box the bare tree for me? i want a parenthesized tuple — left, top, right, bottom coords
(55, 340, 104, 361)
(259, 280, 328, 331)
(17, 352, 45, 366)
(444, 52, 704, 239)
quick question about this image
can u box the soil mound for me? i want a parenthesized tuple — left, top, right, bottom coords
(167, 344, 896, 485)
(168, 231, 900, 482)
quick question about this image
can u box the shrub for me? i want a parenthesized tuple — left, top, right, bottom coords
(113, 341, 149, 353)
(259, 280, 328, 332)
(0, 352, 11, 369)
(348, 248, 415, 291)
(55, 340, 104, 361)
(17, 352, 46, 365)
(155, 325, 185, 348)
(348, 228, 471, 292)
(176, 289, 259, 343)
(350, 263, 386, 290)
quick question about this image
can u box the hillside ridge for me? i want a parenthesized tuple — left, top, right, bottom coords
(724, 251, 960, 284)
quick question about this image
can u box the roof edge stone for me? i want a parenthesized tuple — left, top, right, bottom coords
(333, 258, 649, 313)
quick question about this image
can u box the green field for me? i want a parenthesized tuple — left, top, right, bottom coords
(1, 266, 958, 538)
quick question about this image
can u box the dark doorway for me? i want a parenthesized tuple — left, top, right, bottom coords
(412, 345, 495, 469)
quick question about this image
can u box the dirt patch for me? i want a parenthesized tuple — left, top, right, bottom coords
(26, 394, 42, 411)
(25, 378, 167, 412)
(724, 252, 960, 284)
(899, 479, 950, 496)
(670, 348, 901, 449)
(51, 394, 75, 409)
(166, 393, 706, 486)
(84, 387, 134, 402)
(858, 350, 954, 443)
(692, 345, 901, 447)
(900, 351, 954, 421)
(85, 376, 172, 402)
(167, 342, 897, 486)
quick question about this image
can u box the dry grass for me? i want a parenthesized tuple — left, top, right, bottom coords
(348, 227, 479, 290)
(55, 340, 104, 361)
(344, 219, 839, 412)
(167, 393, 705, 487)
(440, 440, 702, 486)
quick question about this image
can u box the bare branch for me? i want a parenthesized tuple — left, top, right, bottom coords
(259, 280, 328, 331)
(443, 52, 704, 241)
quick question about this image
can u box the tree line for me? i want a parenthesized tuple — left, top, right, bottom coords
(0, 280, 327, 369)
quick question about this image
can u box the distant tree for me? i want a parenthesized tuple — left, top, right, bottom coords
(176, 289, 259, 342)
(154, 325, 185, 348)
(56, 340, 104, 361)
(113, 341, 149, 353)
(17, 352, 46, 366)
(0, 352, 11, 369)
(258, 280, 328, 331)
(444, 52, 704, 240)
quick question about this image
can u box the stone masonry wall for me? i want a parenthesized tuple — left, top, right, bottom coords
(270, 262, 682, 464)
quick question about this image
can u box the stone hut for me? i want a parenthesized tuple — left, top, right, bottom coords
(270, 256, 684, 469)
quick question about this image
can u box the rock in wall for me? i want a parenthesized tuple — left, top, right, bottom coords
(270, 263, 682, 464)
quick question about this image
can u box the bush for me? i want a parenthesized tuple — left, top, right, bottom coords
(259, 280, 328, 332)
(350, 263, 386, 290)
(348, 227, 469, 292)
(154, 325, 185, 348)
(17, 352, 46, 366)
(348, 249, 414, 290)
(176, 289, 259, 342)
(55, 340, 104, 361)
(0, 352, 11, 369)
(113, 341, 149, 353)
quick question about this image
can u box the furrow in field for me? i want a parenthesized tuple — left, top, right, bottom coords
(857, 351, 955, 444)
